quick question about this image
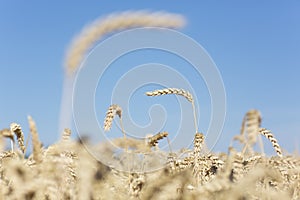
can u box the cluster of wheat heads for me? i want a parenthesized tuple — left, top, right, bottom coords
(0, 113, 300, 199)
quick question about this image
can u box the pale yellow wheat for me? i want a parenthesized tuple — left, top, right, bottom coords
(146, 88, 193, 102)
(193, 133, 205, 185)
(147, 132, 169, 147)
(65, 11, 185, 75)
(104, 104, 122, 131)
(62, 128, 72, 141)
(146, 88, 198, 133)
(28, 116, 42, 163)
(241, 109, 263, 155)
(0, 128, 14, 151)
(10, 123, 25, 153)
(259, 128, 283, 157)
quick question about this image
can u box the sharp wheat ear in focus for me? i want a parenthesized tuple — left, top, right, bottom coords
(104, 104, 122, 131)
(146, 88, 198, 133)
(64, 11, 186, 75)
(104, 104, 127, 150)
(259, 128, 283, 157)
(146, 88, 193, 102)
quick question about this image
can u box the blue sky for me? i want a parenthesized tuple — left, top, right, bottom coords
(0, 1, 299, 154)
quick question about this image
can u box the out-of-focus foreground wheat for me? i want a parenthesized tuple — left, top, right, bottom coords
(0, 111, 299, 199)
(1, 11, 299, 200)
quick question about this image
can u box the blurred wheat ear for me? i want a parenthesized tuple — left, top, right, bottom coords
(64, 11, 186, 75)
(28, 116, 42, 163)
(146, 88, 198, 133)
(0, 128, 14, 151)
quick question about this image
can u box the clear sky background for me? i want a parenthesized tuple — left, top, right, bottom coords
(0, 1, 299, 154)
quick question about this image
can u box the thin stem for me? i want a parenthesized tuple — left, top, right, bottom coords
(192, 101, 198, 133)
(166, 136, 173, 153)
(10, 140, 14, 152)
(257, 134, 265, 156)
(119, 117, 127, 152)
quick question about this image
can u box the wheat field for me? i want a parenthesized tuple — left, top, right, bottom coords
(0, 11, 299, 200)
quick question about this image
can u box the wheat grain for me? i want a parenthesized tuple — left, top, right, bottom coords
(259, 128, 283, 157)
(10, 123, 25, 153)
(65, 11, 185, 75)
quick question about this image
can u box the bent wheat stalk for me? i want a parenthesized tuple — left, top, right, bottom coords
(259, 128, 283, 157)
(146, 88, 198, 133)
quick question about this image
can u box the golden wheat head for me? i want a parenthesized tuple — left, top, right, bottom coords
(259, 128, 283, 157)
(147, 132, 169, 147)
(65, 11, 185, 75)
(145, 88, 193, 102)
(104, 104, 123, 131)
(10, 123, 25, 153)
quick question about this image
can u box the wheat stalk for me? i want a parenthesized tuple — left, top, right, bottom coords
(259, 128, 283, 157)
(145, 88, 198, 133)
(65, 11, 185, 75)
(10, 123, 25, 153)
(28, 116, 42, 163)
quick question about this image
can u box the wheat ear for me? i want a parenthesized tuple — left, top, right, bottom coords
(10, 123, 25, 153)
(259, 128, 282, 157)
(62, 128, 72, 141)
(104, 104, 127, 147)
(28, 116, 42, 163)
(146, 88, 198, 133)
(104, 104, 122, 131)
(147, 132, 169, 147)
(65, 11, 185, 75)
(241, 109, 263, 155)
(0, 128, 14, 151)
(193, 133, 205, 186)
